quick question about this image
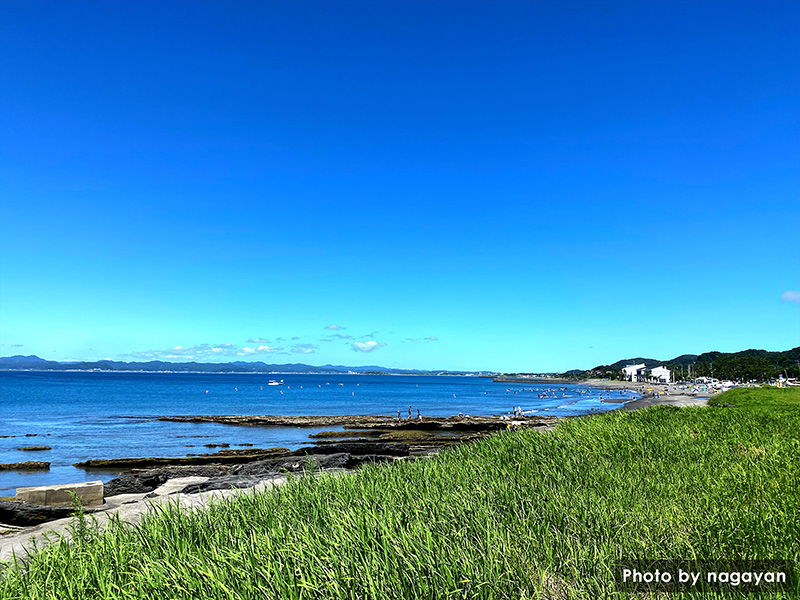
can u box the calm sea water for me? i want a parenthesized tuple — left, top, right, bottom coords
(0, 371, 635, 494)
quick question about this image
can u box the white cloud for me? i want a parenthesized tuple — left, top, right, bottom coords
(781, 290, 800, 305)
(120, 342, 284, 361)
(424, 336, 438, 341)
(324, 324, 344, 330)
(351, 341, 387, 353)
(241, 345, 283, 355)
(291, 343, 318, 354)
(247, 337, 270, 344)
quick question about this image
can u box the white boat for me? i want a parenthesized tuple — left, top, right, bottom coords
(268, 379, 284, 386)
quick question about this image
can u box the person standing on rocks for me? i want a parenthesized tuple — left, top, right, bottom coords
(408, 406, 412, 420)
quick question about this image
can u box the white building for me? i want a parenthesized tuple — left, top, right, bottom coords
(650, 366, 671, 383)
(623, 363, 646, 381)
(624, 363, 671, 383)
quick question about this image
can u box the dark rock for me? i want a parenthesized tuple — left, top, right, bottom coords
(0, 461, 50, 471)
(103, 466, 227, 497)
(298, 442, 409, 457)
(17, 446, 52, 451)
(180, 453, 396, 494)
(203, 443, 229, 448)
(75, 447, 291, 470)
(232, 453, 393, 477)
(104, 472, 168, 496)
(150, 413, 558, 432)
(180, 476, 265, 494)
(0, 499, 75, 526)
(231, 453, 344, 477)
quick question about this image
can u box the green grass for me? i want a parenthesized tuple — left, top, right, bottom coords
(2, 388, 798, 599)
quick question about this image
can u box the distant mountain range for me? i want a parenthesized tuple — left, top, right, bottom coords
(592, 347, 800, 371)
(3, 347, 798, 378)
(0, 355, 482, 375)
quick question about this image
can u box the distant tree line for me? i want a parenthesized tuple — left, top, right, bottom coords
(560, 347, 800, 383)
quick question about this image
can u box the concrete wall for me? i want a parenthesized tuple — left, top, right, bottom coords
(17, 480, 104, 507)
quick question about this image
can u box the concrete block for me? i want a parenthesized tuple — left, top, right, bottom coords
(17, 480, 104, 507)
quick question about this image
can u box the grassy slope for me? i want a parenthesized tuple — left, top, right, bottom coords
(1, 388, 798, 599)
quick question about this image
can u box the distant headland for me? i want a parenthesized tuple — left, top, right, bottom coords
(2, 346, 798, 381)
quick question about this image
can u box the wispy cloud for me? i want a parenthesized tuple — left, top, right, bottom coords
(321, 333, 354, 342)
(291, 336, 300, 340)
(360, 331, 378, 339)
(781, 290, 800, 305)
(291, 343, 318, 354)
(351, 341, 387, 353)
(246, 337, 270, 344)
(404, 336, 439, 343)
(11, 343, 24, 348)
(324, 324, 345, 330)
(120, 343, 284, 361)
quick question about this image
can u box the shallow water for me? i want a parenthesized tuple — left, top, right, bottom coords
(0, 371, 636, 493)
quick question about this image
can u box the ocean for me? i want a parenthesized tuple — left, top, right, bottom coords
(0, 371, 634, 494)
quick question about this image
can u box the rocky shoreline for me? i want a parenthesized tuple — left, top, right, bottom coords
(75, 414, 556, 471)
(1, 413, 558, 547)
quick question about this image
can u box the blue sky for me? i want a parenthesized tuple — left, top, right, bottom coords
(1, 0, 798, 372)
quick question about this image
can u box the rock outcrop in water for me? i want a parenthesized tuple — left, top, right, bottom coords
(0, 461, 50, 471)
(74, 447, 292, 470)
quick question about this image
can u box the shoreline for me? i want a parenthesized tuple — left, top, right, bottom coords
(584, 378, 713, 409)
(0, 388, 713, 564)
(0, 383, 710, 557)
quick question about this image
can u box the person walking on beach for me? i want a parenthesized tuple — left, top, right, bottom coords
(417, 409, 422, 422)
(397, 410, 401, 423)
(408, 406, 412, 420)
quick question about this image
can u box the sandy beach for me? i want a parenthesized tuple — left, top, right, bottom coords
(583, 379, 713, 410)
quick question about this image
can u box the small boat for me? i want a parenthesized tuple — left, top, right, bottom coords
(267, 379, 284, 386)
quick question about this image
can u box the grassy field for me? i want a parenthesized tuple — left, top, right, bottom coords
(1, 387, 798, 599)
